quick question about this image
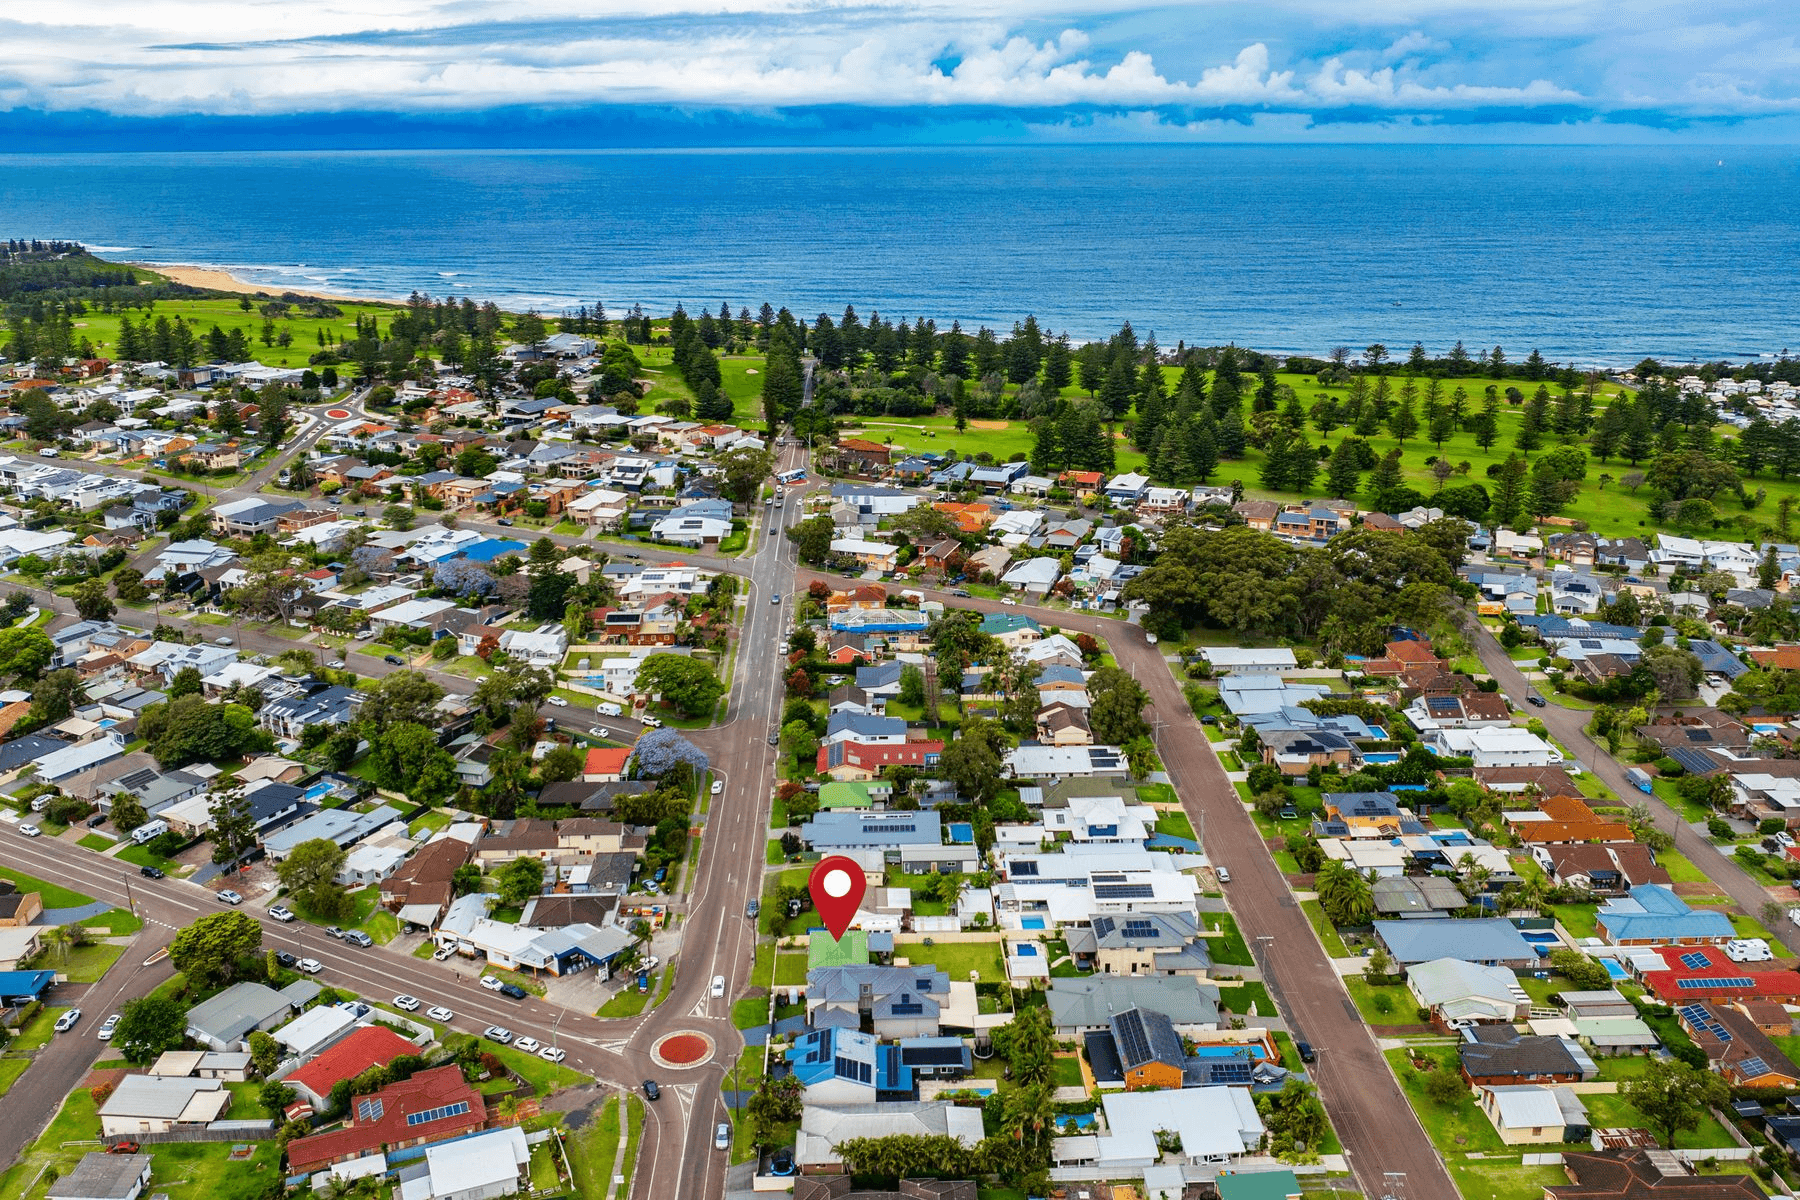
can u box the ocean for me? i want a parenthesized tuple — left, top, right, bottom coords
(4, 144, 1797, 364)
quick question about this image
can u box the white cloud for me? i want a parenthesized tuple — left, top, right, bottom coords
(0, 0, 1794, 121)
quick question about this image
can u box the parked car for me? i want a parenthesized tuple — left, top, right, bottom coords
(642, 1079, 660, 1101)
(1215, 867, 1231, 884)
(496, 517, 513, 526)
(215, 636, 233, 647)
(636, 971, 649, 993)
(432, 946, 454, 961)
(711, 779, 724, 795)
(97, 1014, 121, 1041)
(17, 823, 40, 837)
(383, 654, 404, 665)
(480, 974, 504, 991)
(767, 730, 780, 746)
(393, 995, 421, 1011)
(325, 926, 346, 939)
(427, 1006, 455, 1021)
(538, 1047, 566, 1063)
(547, 696, 569, 707)
(343, 931, 373, 947)
(950, 589, 971, 597)
(1297, 1041, 1316, 1063)
(327, 659, 346, 669)
(217, 890, 243, 905)
(139, 866, 163, 879)
(710, 975, 726, 998)
(299, 958, 324, 974)
(267, 905, 295, 922)
(640, 715, 661, 728)
(483, 1026, 514, 1044)
(86, 813, 106, 829)
(1527, 693, 1547, 707)
(714, 1123, 731, 1151)
(273, 951, 299, 969)
(514, 1036, 541, 1053)
(55, 1008, 83, 1033)
(1000, 597, 1018, 606)
(499, 983, 528, 1000)
(745, 899, 760, 919)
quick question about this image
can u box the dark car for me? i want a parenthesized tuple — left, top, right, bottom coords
(86, 813, 106, 828)
(745, 899, 760, 919)
(950, 589, 971, 597)
(636, 971, 650, 993)
(496, 517, 513, 526)
(274, 950, 299, 969)
(383, 654, 404, 665)
(642, 1079, 660, 1101)
(498, 982, 528, 1000)
(768, 729, 780, 746)
(653, 867, 667, 883)
(1527, 693, 1547, 707)
(1296, 1041, 1316, 1063)
(139, 866, 164, 879)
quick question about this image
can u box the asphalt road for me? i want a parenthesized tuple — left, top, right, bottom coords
(1466, 618, 1797, 953)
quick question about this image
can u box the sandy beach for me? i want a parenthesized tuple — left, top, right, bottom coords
(134, 262, 373, 303)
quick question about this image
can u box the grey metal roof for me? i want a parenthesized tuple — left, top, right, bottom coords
(1373, 918, 1535, 964)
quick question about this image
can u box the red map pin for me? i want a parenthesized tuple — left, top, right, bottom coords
(808, 855, 867, 941)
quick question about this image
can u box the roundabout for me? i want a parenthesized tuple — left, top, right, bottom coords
(649, 1031, 715, 1070)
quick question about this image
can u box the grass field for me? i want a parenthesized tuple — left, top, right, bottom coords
(893, 939, 1005, 982)
(50, 943, 124, 983)
(68, 291, 403, 371)
(1386, 1047, 1505, 1153)
(478, 1035, 592, 1095)
(597, 985, 651, 1018)
(117, 842, 182, 876)
(569, 1096, 622, 1198)
(0, 1056, 29, 1097)
(76, 833, 114, 852)
(1202, 912, 1255, 965)
(0, 866, 93, 909)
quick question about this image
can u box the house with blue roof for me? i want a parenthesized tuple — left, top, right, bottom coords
(0, 969, 55, 1004)
(786, 1027, 912, 1103)
(460, 538, 530, 563)
(1597, 885, 1736, 947)
(824, 711, 907, 745)
(798, 810, 942, 853)
(1688, 640, 1748, 680)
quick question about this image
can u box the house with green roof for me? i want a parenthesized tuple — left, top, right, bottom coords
(808, 929, 871, 969)
(979, 611, 1042, 647)
(819, 781, 886, 810)
(1215, 1169, 1302, 1200)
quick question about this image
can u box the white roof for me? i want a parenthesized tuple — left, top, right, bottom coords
(1101, 1087, 1263, 1159)
(273, 1004, 354, 1054)
(1002, 557, 1062, 585)
(401, 1126, 529, 1200)
(1485, 1084, 1573, 1129)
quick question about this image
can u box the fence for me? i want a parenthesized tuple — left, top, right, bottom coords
(104, 1119, 275, 1147)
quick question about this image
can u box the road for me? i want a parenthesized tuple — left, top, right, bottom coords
(794, 571, 1459, 1200)
(1466, 619, 1796, 953)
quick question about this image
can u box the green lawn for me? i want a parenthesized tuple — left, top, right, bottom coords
(79, 907, 144, 935)
(1591, 1054, 1654, 1082)
(8, 1006, 62, 1052)
(117, 842, 182, 875)
(1220, 981, 1275, 1017)
(478, 1035, 593, 1096)
(773, 951, 810, 987)
(0, 1089, 99, 1200)
(893, 939, 1005, 983)
(1202, 912, 1255, 966)
(1580, 1093, 1734, 1149)
(598, 985, 651, 1018)
(619, 1096, 645, 1197)
(1385, 1047, 1505, 1154)
(732, 996, 769, 1029)
(68, 291, 404, 370)
(0, 1056, 29, 1097)
(1553, 904, 1600, 940)
(1300, 899, 1351, 957)
(569, 1096, 622, 1199)
(1154, 809, 1197, 840)
(49, 942, 124, 983)
(1347, 978, 1419, 1024)
(0, 865, 93, 909)
(76, 833, 114, 852)
(1052, 1054, 1084, 1088)
(1447, 1162, 1574, 1200)
(1657, 849, 1711, 884)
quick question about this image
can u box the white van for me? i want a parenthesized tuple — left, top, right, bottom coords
(597, 702, 623, 717)
(131, 819, 170, 845)
(1725, 938, 1774, 963)
(29, 794, 51, 813)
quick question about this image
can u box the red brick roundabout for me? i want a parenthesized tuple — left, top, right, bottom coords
(650, 1031, 715, 1069)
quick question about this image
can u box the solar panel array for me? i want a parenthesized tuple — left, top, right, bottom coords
(356, 1098, 384, 1122)
(406, 1100, 471, 1127)
(1122, 919, 1158, 939)
(1114, 1011, 1152, 1065)
(1679, 951, 1711, 970)
(833, 1056, 873, 1084)
(1675, 1003, 1736, 1042)
(1677, 976, 1755, 990)
(1739, 1056, 1771, 1077)
(1095, 883, 1155, 900)
(1206, 1060, 1253, 1083)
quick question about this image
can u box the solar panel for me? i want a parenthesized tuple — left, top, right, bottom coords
(1123, 920, 1157, 938)
(1739, 1057, 1771, 1077)
(356, 1098, 384, 1122)
(1677, 1004, 1712, 1025)
(1678, 976, 1755, 989)
(405, 1101, 471, 1127)
(1679, 951, 1711, 970)
(1708, 1022, 1733, 1042)
(1114, 1011, 1152, 1065)
(1207, 1061, 1253, 1082)
(1095, 883, 1154, 899)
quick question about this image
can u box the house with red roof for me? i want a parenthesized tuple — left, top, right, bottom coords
(583, 746, 632, 783)
(817, 739, 944, 783)
(284, 1064, 485, 1173)
(1638, 945, 1800, 1003)
(284, 1025, 421, 1111)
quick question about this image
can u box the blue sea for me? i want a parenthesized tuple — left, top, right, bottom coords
(4, 144, 1798, 364)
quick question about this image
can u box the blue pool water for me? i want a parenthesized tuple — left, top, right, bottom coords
(1603, 959, 1629, 981)
(1364, 752, 1401, 764)
(1020, 917, 1046, 930)
(948, 822, 974, 843)
(1366, 725, 1389, 739)
(1015, 944, 1038, 957)
(1055, 1114, 1097, 1131)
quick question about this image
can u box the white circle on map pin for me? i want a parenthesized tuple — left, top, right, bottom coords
(824, 869, 853, 898)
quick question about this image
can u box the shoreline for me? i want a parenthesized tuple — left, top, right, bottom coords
(131, 262, 381, 304)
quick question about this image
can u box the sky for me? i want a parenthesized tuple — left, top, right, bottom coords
(5, 0, 1800, 146)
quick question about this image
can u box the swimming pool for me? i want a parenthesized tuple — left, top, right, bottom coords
(948, 822, 974, 843)
(1603, 959, 1629, 981)
(1520, 931, 1559, 945)
(1020, 917, 1046, 930)
(1014, 944, 1039, 957)
(1363, 752, 1401, 764)
(1055, 1113, 1096, 1131)
(1366, 725, 1389, 739)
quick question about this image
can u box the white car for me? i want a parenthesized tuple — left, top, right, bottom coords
(432, 946, 454, 961)
(426, 1006, 455, 1022)
(589, 726, 607, 737)
(641, 715, 661, 728)
(17, 823, 39, 837)
(547, 696, 568, 707)
(267, 905, 296, 922)
(328, 659, 346, 669)
(1779, 832, 1797, 849)
(710, 975, 726, 998)
(480, 975, 504, 991)
(514, 1036, 541, 1053)
(215, 636, 233, 647)
(538, 1046, 567, 1063)
(1000, 597, 1018, 606)
(710, 779, 724, 796)
(97, 1013, 121, 1041)
(714, 1123, 731, 1151)
(54, 1008, 82, 1033)
(217, 890, 243, 905)
(298, 958, 324, 974)
(393, 995, 421, 1011)
(1215, 866, 1231, 884)
(483, 1026, 514, 1044)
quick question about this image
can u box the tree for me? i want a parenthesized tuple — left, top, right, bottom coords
(276, 838, 351, 920)
(169, 910, 263, 990)
(0, 626, 52, 682)
(452, 863, 483, 897)
(248, 1030, 280, 1078)
(1314, 860, 1374, 926)
(110, 791, 148, 834)
(715, 447, 774, 504)
(1621, 1058, 1730, 1149)
(383, 503, 415, 531)
(1087, 666, 1150, 745)
(786, 513, 836, 564)
(1258, 1077, 1329, 1159)
(139, 696, 272, 769)
(634, 654, 724, 718)
(29, 667, 87, 724)
(1423, 1063, 1467, 1106)
(497, 856, 546, 907)
(208, 786, 257, 866)
(70, 577, 115, 621)
(359, 671, 445, 728)
(781, 720, 819, 765)
(113, 994, 188, 1065)
(368, 721, 458, 803)
(168, 665, 204, 699)
(989, 1004, 1054, 1087)
(938, 716, 1008, 804)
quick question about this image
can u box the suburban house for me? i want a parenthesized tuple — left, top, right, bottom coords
(1458, 1025, 1595, 1086)
(1373, 919, 1537, 969)
(183, 981, 297, 1051)
(1406, 957, 1529, 1027)
(1595, 885, 1735, 946)
(283, 1064, 486, 1173)
(1546, 1150, 1769, 1200)
(1477, 1084, 1590, 1144)
(97, 1076, 232, 1137)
